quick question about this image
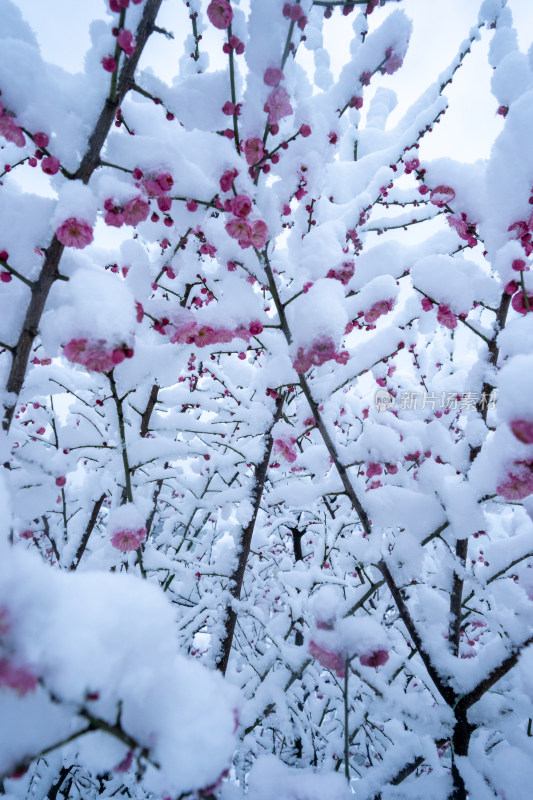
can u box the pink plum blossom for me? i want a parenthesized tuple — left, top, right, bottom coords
(497, 468, 533, 501)
(249, 320, 263, 336)
(308, 640, 346, 677)
(264, 67, 284, 86)
(41, 156, 60, 175)
(437, 304, 458, 329)
(264, 87, 293, 125)
(102, 56, 118, 73)
(511, 291, 533, 314)
(447, 214, 470, 240)
(364, 299, 395, 324)
(0, 109, 25, 147)
(381, 46, 404, 75)
(63, 338, 132, 373)
(225, 217, 252, 242)
(111, 526, 147, 552)
(0, 658, 37, 695)
(273, 435, 298, 463)
(430, 185, 455, 208)
(56, 218, 94, 249)
(117, 29, 136, 55)
(366, 463, 382, 478)
(243, 138, 264, 166)
(123, 196, 150, 225)
(359, 649, 389, 667)
(220, 169, 237, 191)
(33, 131, 49, 148)
(421, 297, 433, 311)
(326, 262, 355, 285)
(207, 0, 233, 29)
(249, 220, 268, 249)
(510, 419, 533, 445)
(229, 195, 252, 217)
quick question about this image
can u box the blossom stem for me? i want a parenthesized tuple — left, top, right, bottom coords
(520, 270, 531, 312)
(109, 9, 126, 104)
(107, 371, 133, 505)
(344, 659, 350, 782)
(227, 25, 240, 152)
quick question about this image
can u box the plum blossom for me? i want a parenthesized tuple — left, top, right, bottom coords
(511, 290, 533, 315)
(308, 640, 345, 677)
(437, 304, 458, 329)
(207, 0, 233, 29)
(243, 138, 264, 166)
(117, 29, 136, 56)
(225, 217, 252, 242)
(123, 196, 150, 226)
(33, 131, 49, 148)
(56, 218, 94, 249)
(359, 649, 389, 667)
(0, 658, 37, 695)
(102, 56, 118, 73)
(510, 419, 533, 444)
(249, 220, 268, 249)
(264, 67, 284, 87)
(293, 337, 341, 373)
(111, 525, 147, 552)
(229, 195, 252, 217)
(381, 46, 404, 75)
(326, 262, 354, 285)
(0, 104, 25, 147)
(41, 156, 60, 175)
(264, 87, 293, 125)
(497, 465, 533, 501)
(430, 185, 455, 208)
(220, 169, 238, 191)
(364, 299, 395, 324)
(63, 338, 133, 372)
(366, 463, 382, 478)
(273, 435, 298, 463)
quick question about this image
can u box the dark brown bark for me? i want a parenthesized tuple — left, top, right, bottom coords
(448, 538, 468, 656)
(216, 395, 284, 674)
(70, 493, 106, 570)
(140, 384, 159, 437)
(378, 558, 456, 707)
(2, 0, 163, 432)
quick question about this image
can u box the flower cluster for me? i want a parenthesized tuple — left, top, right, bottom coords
(364, 298, 395, 324)
(326, 261, 355, 286)
(161, 316, 263, 349)
(292, 337, 349, 374)
(282, 3, 307, 29)
(0, 657, 37, 696)
(380, 46, 404, 76)
(0, 101, 25, 147)
(103, 196, 150, 228)
(447, 212, 478, 247)
(508, 210, 533, 257)
(63, 338, 134, 372)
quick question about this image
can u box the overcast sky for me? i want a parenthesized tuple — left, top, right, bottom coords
(10, 0, 533, 166)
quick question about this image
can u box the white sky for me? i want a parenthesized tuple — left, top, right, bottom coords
(11, 0, 533, 166)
